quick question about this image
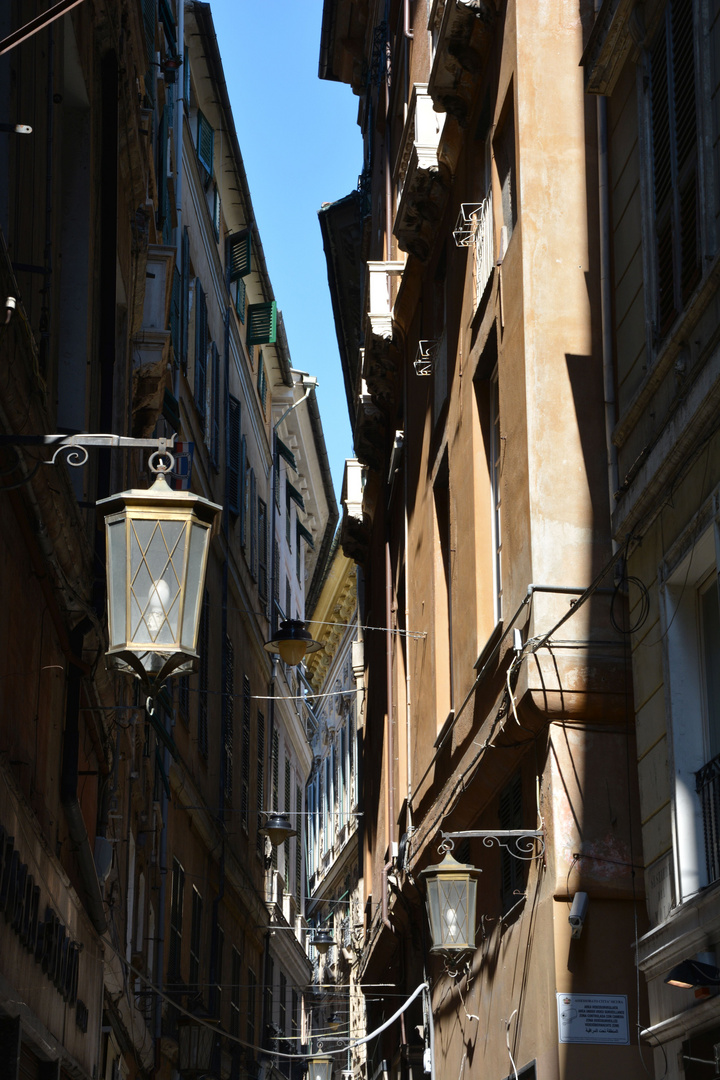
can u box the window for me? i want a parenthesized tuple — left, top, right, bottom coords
(227, 396, 241, 514)
(223, 635, 234, 803)
(196, 109, 214, 174)
(230, 947, 241, 1037)
(198, 590, 210, 759)
(494, 95, 517, 258)
(291, 989, 299, 1046)
(180, 227, 190, 372)
(212, 185, 221, 242)
(212, 924, 223, 1019)
(258, 498, 268, 602)
(250, 470, 257, 581)
(259, 349, 269, 412)
(272, 731, 280, 871)
(295, 784, 302, 906)
(265, 956, 274, 1037)
(490, 368, 502, 622)
(256, 710, 265, 856)
(284, 757, 292, 892)
(663, 519, 720, 894)
(499, 772, 524, 913)
(194, 279, 208, 422)
(233, 276, 246, 322)
(210, 341, 220, 468)
(240, 435, 248, 546)
(648, 0, 700, 336)
(247, 968, 257, 1046)
(278, 971, 287, 1035)
(241, 676, 251, 831)
(189, 887, 203, 993)
(178, 675, 190, 726)
(168, 859, 184, 978)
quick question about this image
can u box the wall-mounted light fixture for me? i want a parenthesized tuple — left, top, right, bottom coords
(259, 812, 296, 847)
(308, 1053, 333, 1080)
(264, 619, 323, 667)
(422, 839, 480, 953)
(312, 928, 336, 956)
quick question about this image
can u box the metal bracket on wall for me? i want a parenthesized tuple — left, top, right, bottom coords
(442, 829, 546, 861)
(0, 433, 175, 468)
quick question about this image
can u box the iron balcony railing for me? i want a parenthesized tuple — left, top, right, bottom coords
(696, 751, 720, 884)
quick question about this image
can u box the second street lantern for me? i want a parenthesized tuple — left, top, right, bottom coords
(98, 467, 221, 687)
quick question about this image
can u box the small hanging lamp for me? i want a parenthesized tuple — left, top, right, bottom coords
(264, 618, 323, 666)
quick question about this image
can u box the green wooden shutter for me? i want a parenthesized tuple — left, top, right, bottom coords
(197, 110, 214, 174)
(257, 350, 267, 411)
(298, 521, 314, 549)
(277, 437, 297, 471)
(258, 498, 268, 602)
(227, 230, 252, 281)
(198, 590, 210, 759)
(234, 276, 246, 321)
(247, 301, 277, 345)
(210, 341, 220, 467)
(227, 395, 241, 514)
(240, 434, 248, 545)
(287, 482, 304, 511)
(256, 711, 265, 855)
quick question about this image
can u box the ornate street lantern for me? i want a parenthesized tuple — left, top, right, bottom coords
(307, 1054, 333, 1080)
(98, 462, 221, 689)
(312, 928, 335, 956)
(422, 839, 480, 953)
(259, 812, 296, 846)
(264, 619, 323, 666)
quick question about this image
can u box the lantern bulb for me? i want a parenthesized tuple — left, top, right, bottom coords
(446, 907, 460, 941)
(277, 638, 308, 666)
(147, 578, 171, 635)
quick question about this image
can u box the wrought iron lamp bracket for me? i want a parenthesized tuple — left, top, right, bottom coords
(442, 828, 546, 861)
(0, 432, 176, 470)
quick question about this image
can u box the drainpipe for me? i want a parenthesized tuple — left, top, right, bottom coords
(382, 542, 396, 934)
(173, 0, 185, 402)
(403, 377, 413, 837)
(595, 13, 618, 549)
(404, 0, 414, 37)
(154, 738, 169, 1071)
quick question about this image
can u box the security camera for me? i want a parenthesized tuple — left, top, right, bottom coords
(568, 892, 588, 938)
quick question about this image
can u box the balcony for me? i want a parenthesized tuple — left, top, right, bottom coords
(340, 458, 372, 564)
(427, 0, 497, 126)
(393, 85, 448, 262)
(363, 261, 404, 406)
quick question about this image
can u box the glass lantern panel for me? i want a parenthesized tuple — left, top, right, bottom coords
(309, 1060, 332, 1080)
(436, 877, 474, 948)
(181, 520, 209, 651)
(129, 518, 187, 646)
(106, 519, 127, 646)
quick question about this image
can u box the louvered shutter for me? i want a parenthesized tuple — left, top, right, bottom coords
(194, 280, 207, 420)
(240, 435, 248, 545)
(223, 635, 234, 802)
(181, 228, 189, 371)
(256, 711, 265, 855)
(258, 498, 268, 602)
(295, 785, 302, 906)
(198, 590, 210, 758)
(227, 230, 252, 282)
(672, 0, 700, 304)
(284, 758, 292, 891)
(272, 731, 280, 870)
(241, 676, 251, 830)
(227, 396, 241, 514)
(197, 110, 214, 174)
(499, 772, 523, 911)
(210, 341, 220, 467)
(247, 301, 277, 345)
(234, 276, 246, 321)
(250, 469, 257, 581)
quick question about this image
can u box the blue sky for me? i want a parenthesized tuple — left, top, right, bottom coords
(207, 0, 361, 503)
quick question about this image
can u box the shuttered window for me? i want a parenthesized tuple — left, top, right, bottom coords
(169, 859, 184, 978)
(223, 635, 234, 803)
(256, 711, 265, 856)
(180, 228, 189, 372)
(189, 887, 202, 992)
(247, 968, 257, 1045)
(230, 948, 241, 1036)
(197, 110, 214, 174)
(234, 276, 246, 322)
(194, 280, 208, 421)
(272, 731, 280, 870)
(257, 350, 268, 412)
(295, 784, 302, 906)
(210, 341, 220, 468)
(258, 498, 268, 602)
(241, 675, 251, 831)
(240, 435, 248, 546)
(212, 186, 221, 241)
(227, 230, 252, 282)
(499, 772, 523, 913)
(284, 757, 292, 891)
(250, 470, 257, 581)
(198, 590, 210, 759)
(649, 0, 700, 336)
(247, 301, 277, 345)
(227, 396, 241, 514)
